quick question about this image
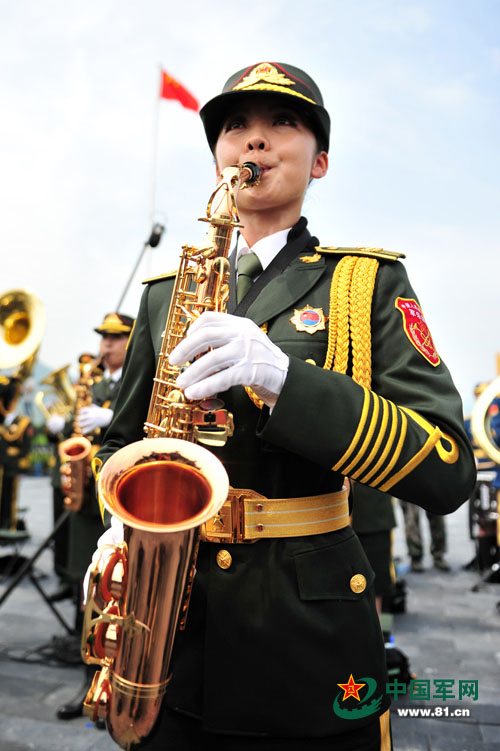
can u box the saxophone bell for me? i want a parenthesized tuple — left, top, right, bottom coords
(82, 438, 229, 750)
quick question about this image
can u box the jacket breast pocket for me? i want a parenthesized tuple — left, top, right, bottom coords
(292, 532, 375, 601)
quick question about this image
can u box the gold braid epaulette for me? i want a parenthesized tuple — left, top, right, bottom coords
(142, 270, 177, 284)
(316, 246, 405, 262)
(323, 256, 380, 389)
(244, 257, 380, 411)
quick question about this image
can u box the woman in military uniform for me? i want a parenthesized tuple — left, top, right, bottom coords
(92, 63, 475, 750)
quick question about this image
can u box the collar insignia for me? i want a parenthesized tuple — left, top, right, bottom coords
(290, 306, 327, 335)
(300, 253, 322, 263)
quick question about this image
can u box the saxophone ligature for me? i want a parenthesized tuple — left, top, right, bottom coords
(81, 163, 259, 750)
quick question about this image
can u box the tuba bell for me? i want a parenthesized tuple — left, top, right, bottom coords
(0, 288, 45, 380)
(470, 377, 500, 465)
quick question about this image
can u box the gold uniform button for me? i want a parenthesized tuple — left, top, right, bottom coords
(350, 574, 367, 594)
(216, 550, 232, 570)
(305, 358, 316, 366)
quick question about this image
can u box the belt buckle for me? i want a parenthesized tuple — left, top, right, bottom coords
(201, 492, 241, 543)
(201, 492, 256, 544)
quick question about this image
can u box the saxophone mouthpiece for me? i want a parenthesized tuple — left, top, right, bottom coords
(241, 162, 260, 186)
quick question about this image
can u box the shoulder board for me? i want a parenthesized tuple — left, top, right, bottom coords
(316, 246, 405, 262)
(142, 270, 177, 285)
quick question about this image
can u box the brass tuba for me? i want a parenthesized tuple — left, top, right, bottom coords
(34, 364, 76, 421)
(471, 377, 500, 465)
(0, 288, 45, 380)
(81, 163, 259, 750)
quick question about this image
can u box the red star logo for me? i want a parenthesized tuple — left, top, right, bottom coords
(337, 674, 366, 701)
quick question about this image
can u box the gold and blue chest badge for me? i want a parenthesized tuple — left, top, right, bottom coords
(290, 305, 327, 334)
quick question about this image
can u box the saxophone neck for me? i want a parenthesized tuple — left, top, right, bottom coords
(205, 162, 260, 230)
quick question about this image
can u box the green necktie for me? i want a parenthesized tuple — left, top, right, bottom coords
(236, 252, 263, 303)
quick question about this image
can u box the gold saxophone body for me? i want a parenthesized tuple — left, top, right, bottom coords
(58, 354, 103, 511)
(81, 163, 260, 750)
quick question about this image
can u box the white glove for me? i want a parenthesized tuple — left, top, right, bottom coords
(77, 404, 113, 434)
(83, 516, 124, 604)
(46, 414, 65, 435)
(169, 312, 289, 409)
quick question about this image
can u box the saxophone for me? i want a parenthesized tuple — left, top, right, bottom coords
(81, 163, 260, 750)
(59, 354, 103, 511)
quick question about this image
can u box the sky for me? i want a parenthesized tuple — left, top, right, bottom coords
(1, 0, 499, 415)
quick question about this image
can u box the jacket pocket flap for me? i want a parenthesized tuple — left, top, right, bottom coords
(294, 534, 375, 601)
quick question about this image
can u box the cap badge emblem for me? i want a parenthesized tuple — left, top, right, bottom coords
(233, 63, 295, 91)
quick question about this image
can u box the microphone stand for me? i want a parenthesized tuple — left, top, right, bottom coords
(116, 222, 165, 311)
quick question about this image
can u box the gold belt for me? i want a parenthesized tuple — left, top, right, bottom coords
(200, 486, 350, 544)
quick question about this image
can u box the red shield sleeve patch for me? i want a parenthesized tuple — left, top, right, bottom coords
(395, 297, 440, 367)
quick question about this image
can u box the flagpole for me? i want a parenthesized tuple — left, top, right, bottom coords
(144, 64, 163, 278)
(150, 64, 162, 228)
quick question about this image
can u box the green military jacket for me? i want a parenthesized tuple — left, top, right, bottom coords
(96, 218, 475, 738)
(351, 483, 396, 534)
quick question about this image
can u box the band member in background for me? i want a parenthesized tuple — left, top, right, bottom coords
(49, 312, 133, 722)
(0, 375, 33, 541)
(399, 499, 450, 572)
(88, 62, 475, 750)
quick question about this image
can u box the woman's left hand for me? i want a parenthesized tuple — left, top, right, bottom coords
(169, 312, 289, 408)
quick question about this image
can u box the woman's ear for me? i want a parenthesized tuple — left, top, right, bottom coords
(311, 151, 329, 180)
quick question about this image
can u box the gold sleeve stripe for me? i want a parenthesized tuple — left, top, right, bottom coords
(332, 387, 372, 472)
(379, 427, 439, 491)
(435, 431, 460, 463)
(351, 395, 390, 479)
(400, 406, 459, 465)
(370, 410, 408, 487)
(342, 391, 380, 476)
(358, 399, 399, 483)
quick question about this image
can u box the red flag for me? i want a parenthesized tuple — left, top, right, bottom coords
(159, 69, 199, 112)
